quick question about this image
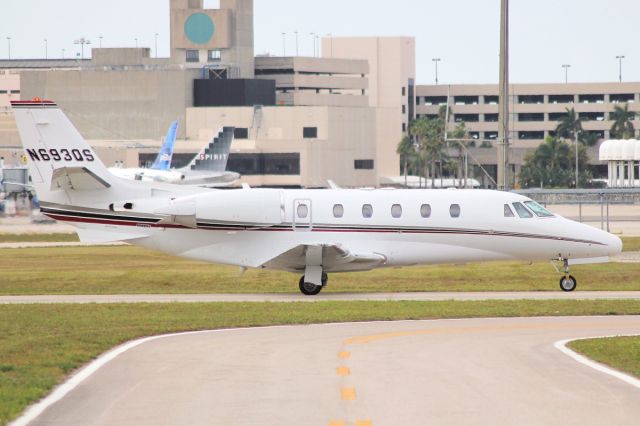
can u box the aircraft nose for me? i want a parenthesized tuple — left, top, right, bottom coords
(606, 233, 623, 256)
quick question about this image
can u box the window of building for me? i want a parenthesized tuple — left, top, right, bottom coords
(0, 90, 6, 94)
(354, 159, 374, 170)
(391, 204, 402, 218)
(424, 96, 447, 106)
(186, 50, 199, 62)
(484, 95, 499, 104)
(518, 95, 544, 104)
(504, 204, 515, 217)
(454, 96, 479, 105)
(518, 113, 545, 122)
(297, 204, 309, 219)
(469, 132, 480, 140)
(449, 204, 461, 218)
(455, 114, 479, 123)
(484, 113, 499, 122)
(549, 112, 569, 121)
(549, 94, 574, 104)
(579, 94, 605, 104)
(402, 105, 406, 114)
(420, 204, 432, 218)
(610, 93, 635, 103)
(402, 87, 406, 96)
(579, 112, 605, 121)
(303, 127, 318, 138)
(512, 202, 533, 218)
(234, 128, 249, 139)
(402, 123, 407, 132)
(226, 153, 300, 175)
(207, 49, 221, 62)
(518, 131, 545, 140)
(485, 132, 498, 140)
(333, 204, 344, 218)
(524, 201, 554, 217)
(362, 204, 373, 218)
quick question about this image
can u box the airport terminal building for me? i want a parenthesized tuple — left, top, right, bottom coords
(1, 0, 639, 188)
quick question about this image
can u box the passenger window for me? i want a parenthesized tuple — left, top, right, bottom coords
(420, 204, 431, 218)
(297, 204, 309, 219)
(391, 204, 402, 218)
(449, 204, 461, 218)
(524, 201, 554, 217)
(362, 204, 373, 218)
(504, 204, 515, 217)
(512, 202, 533, 218)
(333, 204, 344, 218)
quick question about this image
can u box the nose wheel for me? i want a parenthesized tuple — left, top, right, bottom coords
(559, 275, 577, 292)
(556, 258, 577, 292)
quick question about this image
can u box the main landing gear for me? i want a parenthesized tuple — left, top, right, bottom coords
(558, 259, 577, 292)
(299, 273, 328, 296)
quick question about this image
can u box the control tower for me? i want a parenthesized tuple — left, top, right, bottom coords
(170, 0, 254, 78)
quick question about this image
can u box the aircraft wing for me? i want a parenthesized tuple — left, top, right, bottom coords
(261, 243, 387, 273)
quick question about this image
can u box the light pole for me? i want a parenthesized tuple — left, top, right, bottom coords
(326, 33, 332, 57)
(44, 39, 48, 59)
(281, 32, 286, 56)
(73, 38, 91, 60)
(315, 35, 320, 57)
(575, 129, 580, 188)
(99, 35, 103, 48)
(310, 32, 316, 57)
(562, 64, 570, 84)
(294, 31, 299, 56)
(154, 33, 158, 58)
(616, 55, 625, 82)
(432, 58, 441, 85)
(134, 38, 138, 48)
(62, 48, 65, 59)
(6, 37, 11, 60)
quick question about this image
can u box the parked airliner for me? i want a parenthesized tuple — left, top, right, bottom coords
(11, 100, 622, 295)
(109, 123, 239, 187)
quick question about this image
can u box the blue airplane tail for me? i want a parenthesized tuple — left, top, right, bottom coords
(150, 121, 179, 171)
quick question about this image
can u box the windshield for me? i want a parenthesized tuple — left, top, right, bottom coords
(524, 201, 554, 217)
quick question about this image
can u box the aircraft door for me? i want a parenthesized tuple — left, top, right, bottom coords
(293, 199, 312, 231)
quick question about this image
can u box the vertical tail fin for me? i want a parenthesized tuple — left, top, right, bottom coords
(150, 120, 178, 171)
(183, 127, 234, 173)
(11, 99, 119, 202)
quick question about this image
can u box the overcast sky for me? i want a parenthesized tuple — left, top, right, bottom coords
(3, 0, 639, 85)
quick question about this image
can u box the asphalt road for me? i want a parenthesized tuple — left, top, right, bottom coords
(22, 316, 640, 426)
(2, 291, 640, 304)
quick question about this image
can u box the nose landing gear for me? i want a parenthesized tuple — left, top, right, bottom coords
(557, 259, 577, 292)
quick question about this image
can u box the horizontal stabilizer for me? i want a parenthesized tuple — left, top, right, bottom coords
(51, 167, 111, 191)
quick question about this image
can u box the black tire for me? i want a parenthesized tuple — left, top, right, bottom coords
(299, 275, 322, 296)
(559, 275, 577, 292)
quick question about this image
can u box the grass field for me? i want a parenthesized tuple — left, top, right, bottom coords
(0, 233, 79, 243)
(0, 245, 640, 294)
(1, 300, 640, 425)
(569, 336, 640, 379)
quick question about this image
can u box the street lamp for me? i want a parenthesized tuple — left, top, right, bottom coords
(432, 58, 441, 85)
(562, 64, 570, 84)
(616, 55, 625, 83)
(99, 35, 103, 48)
(73, 37, 91, 60)
(326, 33, 332, 57)
(44, 39, 48, 59)
(6, 37, 11, 60)
(281, 32, 286, 56)
(154, 33, 159, 58)
(310, 32, 316, 56)
(294, 31, 299, 56)
(134, 38, 138, 48)
(62, 48, 65, 59)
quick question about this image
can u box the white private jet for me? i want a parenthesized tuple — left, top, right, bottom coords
(109, 124, 239, 187)
(12, 100, 623, 295)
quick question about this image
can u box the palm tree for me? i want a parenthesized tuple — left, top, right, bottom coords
(610, 103, 636, 139)
(396, 135, 415, 186)
(555, 107, 583, 141)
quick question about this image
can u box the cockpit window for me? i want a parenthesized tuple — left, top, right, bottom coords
(504, 204, 515, 217)
(512, 202, 533, 218)
(524, 201, 554, 217)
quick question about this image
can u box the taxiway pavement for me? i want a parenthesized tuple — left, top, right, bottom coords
(22, 316, 640, 426)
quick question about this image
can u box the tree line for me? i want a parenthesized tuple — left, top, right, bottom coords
(397, 103, 637, 189)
